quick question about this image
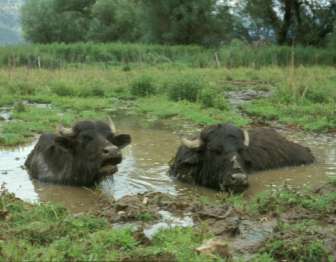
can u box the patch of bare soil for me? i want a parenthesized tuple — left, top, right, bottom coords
(95, 182, 336, 259)
(95, 192, 278, 258)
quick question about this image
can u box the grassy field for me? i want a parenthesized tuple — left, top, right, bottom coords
(0, 65, 335, 146)
(1, 180, 335, 261)
(1, 42, 336, 68)
(0, 42, 335, 261)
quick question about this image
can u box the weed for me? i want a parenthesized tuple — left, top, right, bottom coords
(1, 43, 336, 68)
(263, 223, 331, 262)
(199, 87, 228, 110)
(218, 193, 246, 210)
(0, 65, 335, 147)
(0, 190, 215, 261)
(13, 102, 26, 112)
(135, 96, 249, 126)
(51, 81, 76, 97)
(250, 253, 276, 262)
(130, 75, 157, 97)
(150, 227, 213, 262)
(249, 185, 336, 215)
(166, 74, 203, 102)
(135, 211, 156, 222)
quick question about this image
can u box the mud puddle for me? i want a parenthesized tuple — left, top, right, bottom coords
(246, 130, 336, 197)
(0, 116, 335, 213)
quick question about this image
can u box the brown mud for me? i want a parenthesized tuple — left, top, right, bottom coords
(94, 181, 336, 259)
(0, 114, 335, 214)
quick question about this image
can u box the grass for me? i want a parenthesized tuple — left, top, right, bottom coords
(248, 183, 336, 215)
(0, 44, 335, 260)
(1, 180, 335, 261)
(1, 42, 336, 68)
(1, 65, 334, 146)
(0, 189, 213, 262)
(135, 96, 248, 126)
(261, 220, 333, 262)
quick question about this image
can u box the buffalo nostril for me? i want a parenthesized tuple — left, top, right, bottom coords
(103, 149, 109, 154)
(231, 173, 247, 180)
(231, 173, 248, 185)
(102, 145, 119, 156)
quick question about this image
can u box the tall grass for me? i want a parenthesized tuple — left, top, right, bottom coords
(0, 42, 335, 68)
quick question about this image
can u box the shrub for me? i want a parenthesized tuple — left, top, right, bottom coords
(51, 81, 76, 97)
(130, 75, 156, 97)
(199, 87, 228, 109)
(7, 80, 36, 96)
(166, 74, 203, 102)
(13, 102, 26, 113)
(78, 83, 105, 97)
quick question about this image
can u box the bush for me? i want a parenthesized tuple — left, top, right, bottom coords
(130, 75, 156, 97)
(7, 80, 36, 96)
(166, 74, 203, 102)
(199, 87, 228, 109)
(51, 81, 76, 97)
(78, 82, 105, 97)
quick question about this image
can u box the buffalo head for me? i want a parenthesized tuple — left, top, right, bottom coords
(25, 118, 131, 186)
(170, 123, 249, 193)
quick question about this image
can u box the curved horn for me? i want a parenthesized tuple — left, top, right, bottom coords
(243, 129, 249, 147)
(108, 116, 117, 133)
(58, 126, 74, 137)
(181, 137, 202, 149)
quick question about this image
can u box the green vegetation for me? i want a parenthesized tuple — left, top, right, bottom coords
(0, 190, 212, 261)
(0, 64, 335, 146)
(243, 66, 336, 131)
(262, 221, 332, 262)
(130, 75, 157, 97)
(20, 0, 336, 47)
(1, 180, 335, 261)
(1, 42, 336, 68)
(249, 184, 336, 215)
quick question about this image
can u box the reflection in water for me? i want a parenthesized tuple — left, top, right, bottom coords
(0, 142, 39, 202)
(101, 128, 179, 200)
(0, 118, 335, 212)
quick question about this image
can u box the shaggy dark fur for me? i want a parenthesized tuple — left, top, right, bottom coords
(25, 120, 131, 186)
(240, 128, 314, 171)
(169, 124, 314, 192)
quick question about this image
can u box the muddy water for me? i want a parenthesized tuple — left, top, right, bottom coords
(246, 130, 336, 196)
(0, 117, 335, 212)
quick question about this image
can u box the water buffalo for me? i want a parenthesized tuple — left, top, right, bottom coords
(169, 123, 315, 192)
(25, 118, 131, 186)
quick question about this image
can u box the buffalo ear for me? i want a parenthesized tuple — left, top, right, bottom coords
(114, 134, 131, 149)
(54, 136, 76, 150)
(177, 146, 200, 165)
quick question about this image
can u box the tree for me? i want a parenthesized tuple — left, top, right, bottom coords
(21, 0, 58, 43)
(88, 0, 141, 42)
(21, 0, 94, 43)
(244, 0, 336, 45)
(141, 0, 238, 46)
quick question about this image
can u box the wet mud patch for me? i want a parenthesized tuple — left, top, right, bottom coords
(226, 89, 273, 110)
(0, 115, 336, 215)
(0, 107, 11, 121)
(95, 191, 278, 258)
(95, 181, 336, 259)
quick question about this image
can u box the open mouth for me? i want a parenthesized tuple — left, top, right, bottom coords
(99, 164, 118, 175)
(99, 157, 121, 175)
